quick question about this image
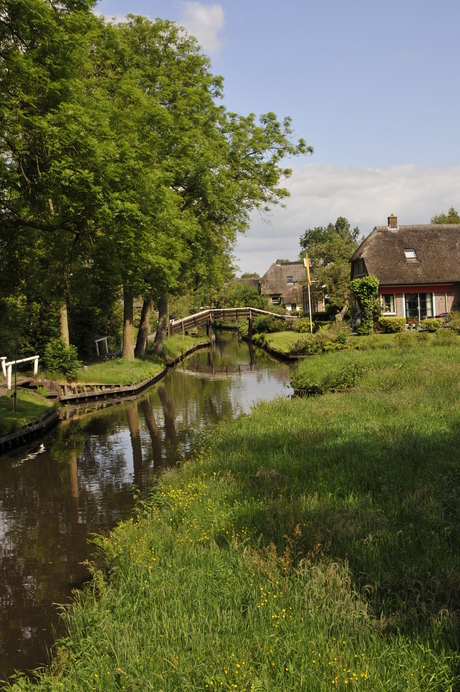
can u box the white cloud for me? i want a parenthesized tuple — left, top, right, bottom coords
(235, 163, 460, 276)
(179, 2, 225, 54)
(93, 10, 128, 24)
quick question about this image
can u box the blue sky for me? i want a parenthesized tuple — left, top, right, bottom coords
(95, 0, 460, 274)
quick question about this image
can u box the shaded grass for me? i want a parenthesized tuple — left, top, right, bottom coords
(8, 346, 460, 690)
(0, 390, 53, 437)
(66, 336, 209, 385)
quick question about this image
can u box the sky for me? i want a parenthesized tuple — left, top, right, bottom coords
(95, 0, 460, 275)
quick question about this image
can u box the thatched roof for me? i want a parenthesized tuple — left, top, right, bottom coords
(351, 225, 460, 285)
(226, 277, 260, 290)
(260, 261, 306, 297)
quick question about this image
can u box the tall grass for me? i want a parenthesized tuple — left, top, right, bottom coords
(7, 346, 460, 690)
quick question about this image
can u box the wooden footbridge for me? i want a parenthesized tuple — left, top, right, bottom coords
(168, 307, 296, 336)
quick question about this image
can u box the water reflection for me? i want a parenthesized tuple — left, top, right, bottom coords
(0, 331, 291, 681)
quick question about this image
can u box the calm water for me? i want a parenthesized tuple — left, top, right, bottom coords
(0, 332, 291, 682)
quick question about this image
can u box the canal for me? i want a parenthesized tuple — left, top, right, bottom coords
(0, 331, 291, 682)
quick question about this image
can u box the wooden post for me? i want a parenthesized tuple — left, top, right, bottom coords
(248, 309, 253, 338)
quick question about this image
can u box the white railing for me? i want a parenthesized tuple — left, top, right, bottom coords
(5, 356, 39, 389)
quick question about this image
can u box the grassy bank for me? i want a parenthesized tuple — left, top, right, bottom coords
(63, 335, 209, 385)
(0, 390, 54, 437)
(8, 343, 460, 690)
(259, 327, 458, 357)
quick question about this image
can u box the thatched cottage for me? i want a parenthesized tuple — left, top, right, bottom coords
(351, 215, 460, 320)
(259, 260, 307, 311)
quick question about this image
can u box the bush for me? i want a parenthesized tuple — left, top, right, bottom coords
(434, 328, 458, 346)
(378, 316, 406, 333)
(349, 276, 380, 335)
(289, 335, 321, 355)
(421, 318, 443, 332)
(44, 338, 82, 381)
(293, 317, 314, 333)
(252, 315, 285, 334)
(252, 332, 268, 347)
(447, 311, 460, 331)
(289, 325, 349, 355)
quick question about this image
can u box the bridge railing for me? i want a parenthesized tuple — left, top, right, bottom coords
(168, 307, 297, 335)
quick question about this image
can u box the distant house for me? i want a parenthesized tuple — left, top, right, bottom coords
(259, 260, 307, 312)
(350, 214, 460, 320)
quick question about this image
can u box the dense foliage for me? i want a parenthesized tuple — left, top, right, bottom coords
(349, 276, 379, 335)
(431, 206, 460, 224)
(421, 318, 444, 332)
(299, 217, 360, 318)
(43, 337, 82, 380)
(0, 0, 310, 362)
(378, 316, 406, 333)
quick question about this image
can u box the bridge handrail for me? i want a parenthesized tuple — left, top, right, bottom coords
(169, 306, 295, 331)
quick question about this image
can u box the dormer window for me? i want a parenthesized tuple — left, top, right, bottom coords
(404, 249, 417, 260)
(354, 259, 365, 277)
(286, 275, 293, 284)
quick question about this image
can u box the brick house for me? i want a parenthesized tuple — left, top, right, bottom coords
(350, 215, 460, 320)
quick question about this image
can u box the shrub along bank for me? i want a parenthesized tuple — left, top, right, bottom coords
(8, 344, 460, 690)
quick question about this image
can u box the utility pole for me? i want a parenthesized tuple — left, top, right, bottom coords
(303, 255, 313, 334)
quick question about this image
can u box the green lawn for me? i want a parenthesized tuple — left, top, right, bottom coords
(14, 343, 460, 690)
(263, 330, 297, 353)
(59, 335, 210, 385)
(160, 334, 210, 363)
(261, 328, 456, 356)
(0, 390, 54, 437)
(74, 356, 165, 385)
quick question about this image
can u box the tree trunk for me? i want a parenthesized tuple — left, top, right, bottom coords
(335, 299, 349, 322)
(152, 294, 169, 355)
(127, 405, 143, 489)
(59, 303, 70, 346)
(135, 293, 154, 358)
(122, 288, 135, 360)
(140, 398, 163, 469)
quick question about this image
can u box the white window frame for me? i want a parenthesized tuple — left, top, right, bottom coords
(381, 294, 396, 315)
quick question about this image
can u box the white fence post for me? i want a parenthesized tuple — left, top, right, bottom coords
(7, 364, 12, 390)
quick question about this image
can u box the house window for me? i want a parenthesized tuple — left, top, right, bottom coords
(405, 293, 433, 320)
(404, 249, 417, 260)
(381, 294, 395, 314)
(354, 259, 365, 276)
(286, 276, 293, 284)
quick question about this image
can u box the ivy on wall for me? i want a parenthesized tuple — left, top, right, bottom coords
(350, 276, 380, 335)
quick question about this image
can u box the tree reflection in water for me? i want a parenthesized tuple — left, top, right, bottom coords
(0, 331, 291, 680)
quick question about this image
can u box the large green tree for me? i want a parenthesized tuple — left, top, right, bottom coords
(1, 5, 311, 362)
(300, 217, 360, 320)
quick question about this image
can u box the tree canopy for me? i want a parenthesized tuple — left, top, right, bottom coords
(0, 1, 311, 360)
(431, 207, 460, 224)
(299, 217, 360, 319)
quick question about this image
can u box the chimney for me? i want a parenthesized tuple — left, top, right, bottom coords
(388, 214, 398, 229)
(276, 259, 282, 265)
